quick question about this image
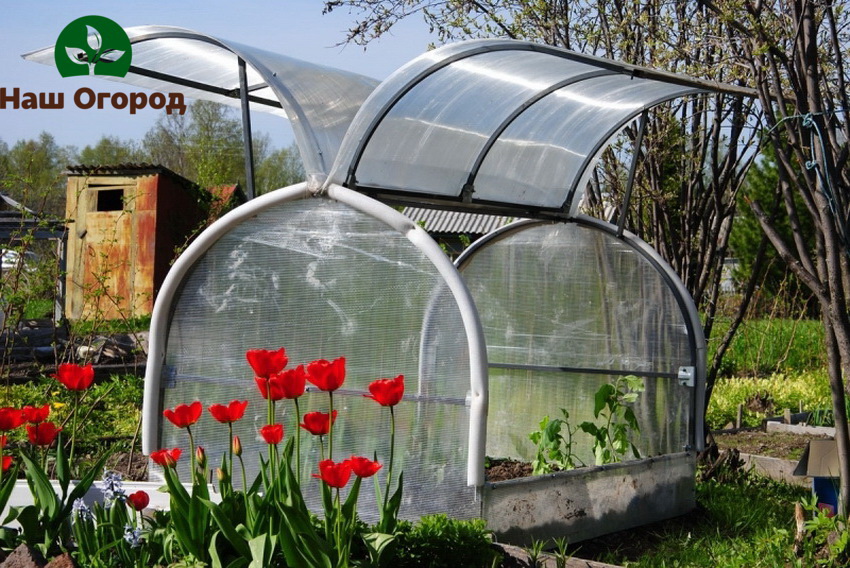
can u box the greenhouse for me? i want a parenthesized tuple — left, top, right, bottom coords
(24, 29, 739, 543)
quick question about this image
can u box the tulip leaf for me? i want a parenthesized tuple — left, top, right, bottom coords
(200, 498, 251, 559)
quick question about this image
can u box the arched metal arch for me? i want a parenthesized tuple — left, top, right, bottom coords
(455, 214, 706, 451)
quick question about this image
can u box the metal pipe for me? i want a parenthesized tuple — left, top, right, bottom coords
(618, 110, 648, 237)
(238, 57, 256, 200)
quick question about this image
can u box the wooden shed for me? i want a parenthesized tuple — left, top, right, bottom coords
(64, 164, 244, 321)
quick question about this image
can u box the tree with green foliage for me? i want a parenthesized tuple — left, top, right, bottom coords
(1, 132, 70, 217)
(77, 135, 143, 166)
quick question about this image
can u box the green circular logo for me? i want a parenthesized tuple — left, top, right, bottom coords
(54, 16, 132, 78)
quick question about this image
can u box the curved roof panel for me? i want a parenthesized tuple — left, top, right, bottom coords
(327, 39, 748, 217)
(23, 25, 379, 176)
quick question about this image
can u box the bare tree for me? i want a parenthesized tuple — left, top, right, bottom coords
(699, 0, 850, 512)
(324, 0, 761, 396)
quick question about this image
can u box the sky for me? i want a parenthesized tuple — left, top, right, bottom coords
(0, 1, 435, 152)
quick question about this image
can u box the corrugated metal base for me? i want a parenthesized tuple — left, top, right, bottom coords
(482, 452, 695, 546)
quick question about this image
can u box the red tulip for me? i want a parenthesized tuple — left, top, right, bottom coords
(246, 348, 287, 378)
(22, 404, 50, 424)
(312, 459, 352, 488)
(260, 423, 284, 445)
(126, 490, 150, 511)
(53, 363, 95, 391)
(1, 456, 12, 472)
(255, 365, 308, 401)
(365, 375, 405, 407)
(300, 410, 338, 436)
(27, 422, 62, 446)
(347, 456, 382, 478)
(163, 401, 203, 428)
(0, 435, 7, 448)
(208, 400, 248, 423)
(0, 408, 24, 431)
(150, 448, 181, 468)
(307, 357, 346, 392)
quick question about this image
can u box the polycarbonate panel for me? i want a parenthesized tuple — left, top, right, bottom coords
(354, 52, 604, 194)
(328, 38, 708, 216)
(23, 25, 379, 175)
(475, 77, 695, 208)
(487, 369, 689, 463)
(459, 222, 695, 460)
(154, 197, 477, 520)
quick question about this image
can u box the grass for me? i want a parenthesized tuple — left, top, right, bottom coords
(579, 470, 813, 567)
(708, 317, 825, 377)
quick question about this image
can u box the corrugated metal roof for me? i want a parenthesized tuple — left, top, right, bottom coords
(402, 207, 515, 235)
(65, 163, 182, 177)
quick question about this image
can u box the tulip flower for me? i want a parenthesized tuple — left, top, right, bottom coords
(364, 375, 405, 407)
(150, 448, 181, 468)
(163, 401, 203, 480)
(126, 490, 150, 511)
(208, 400, 248, 423)
(312, 459, 352, 489)
(27, 422, 61, 446)
(53, 363, 95, 391)
(255, 366, 307, 401)
(347, 456, 382, 478)
(232, 435, 242, 457)
(260, 423, 284, 445)
(1, 456, 12, 472)
(196, 446, 207, 470)
(0, 408, 24, 431)
(22, 404, 50, 424)
(307, 357, 346, 392)
(246, 348, 287, 378)
(300, 410, 338, 436)
(163, 401, 203, 428)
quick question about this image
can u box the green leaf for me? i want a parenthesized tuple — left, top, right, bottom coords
(201, 498, 252, 559)
(247, 534, 267, 568)
(54, 432, 70, 497)
(20, 452, 58, 520)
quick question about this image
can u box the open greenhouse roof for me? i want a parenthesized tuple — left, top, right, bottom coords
(24, 29, 755, 219)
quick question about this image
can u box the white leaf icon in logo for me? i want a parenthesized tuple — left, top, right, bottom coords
(86, 25, 102, 52)
(100, 49, 125, 63)
(65, 47, 88, 65)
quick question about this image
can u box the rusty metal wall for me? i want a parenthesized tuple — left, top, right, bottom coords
(64, 170, 208, 321)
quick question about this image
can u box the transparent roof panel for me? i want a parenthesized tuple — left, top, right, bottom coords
(23, 25, 379, 175)
(327, 39, 733, 216)
(474, 76, 696, 211)
(353, 51, 611, 194)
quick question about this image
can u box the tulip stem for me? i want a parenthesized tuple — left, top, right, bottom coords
(328, 392, 334, 462)
(238, 453, 247, 496)
(294, 398, 302, 484)
(227, 423, 234, 484)
(69, 392, 80, 472)
(383, 405, 395, 516)
(186, 426, 196, 483)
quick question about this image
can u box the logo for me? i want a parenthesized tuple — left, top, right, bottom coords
(54, 16, 131, 78)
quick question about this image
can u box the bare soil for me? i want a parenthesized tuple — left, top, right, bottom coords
(711, 428, 831, 461)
